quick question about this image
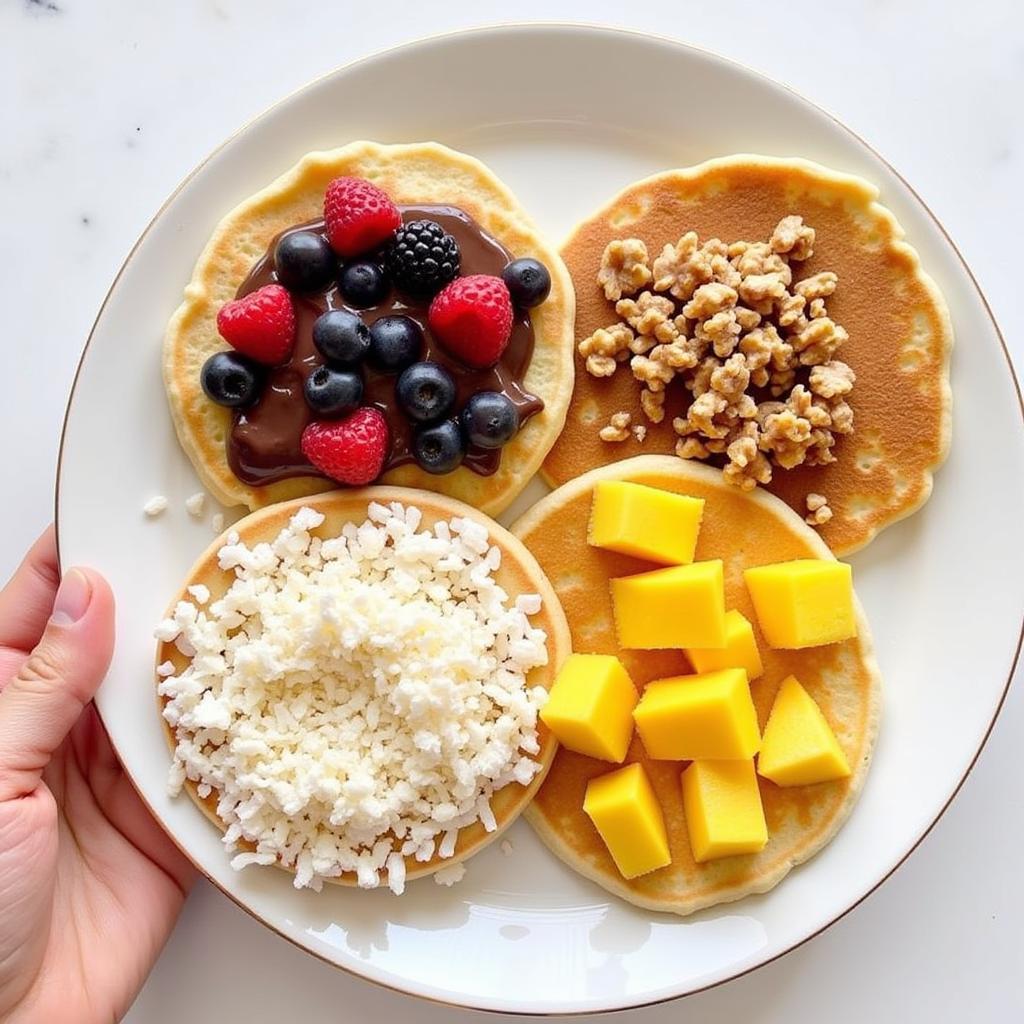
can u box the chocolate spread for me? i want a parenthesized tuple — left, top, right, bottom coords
(226, 206, 543, 485)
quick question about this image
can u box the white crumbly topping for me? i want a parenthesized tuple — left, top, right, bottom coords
(185, 492, 206, 517)
(500, 838, 513, 856)
(211, 512, 225, 533)
(434, 861, 466, 887)
(143, 495, 168, 517)
(157, 503, 549, 894)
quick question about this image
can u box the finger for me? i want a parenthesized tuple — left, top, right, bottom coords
(0, 526, 60, 655)
(0, 567, 115, 801)
(72, 708, 196, 894)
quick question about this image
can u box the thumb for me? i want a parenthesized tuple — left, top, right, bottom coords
(0, 567, 115, 801)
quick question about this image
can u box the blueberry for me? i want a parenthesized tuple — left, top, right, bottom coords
(501, 257, 551, 308)
(200, 351, 262, 408)
(274, 231, 336, 293)
(313, 309, 371, 365)
(413, 420, 465, 474)
(303, 366, 363, 417)
(396, 362, 456, 424)
(339, 260, 389, 308)
(460, 391, 519, 449)
(368, 315, 423, 373)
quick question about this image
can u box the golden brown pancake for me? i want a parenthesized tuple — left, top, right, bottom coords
(543, 155, 952, 556)
(164, 141, 575, 517)
(513, 456, 881, 916)
(156, 487, 572, 887)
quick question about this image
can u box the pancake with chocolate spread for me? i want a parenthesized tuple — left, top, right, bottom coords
(164, 141, 575, 514)
(512, 456, 881, 916)
(543, 155, 952, 556)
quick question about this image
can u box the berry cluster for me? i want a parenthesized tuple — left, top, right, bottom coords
(201, 176, 552, 486)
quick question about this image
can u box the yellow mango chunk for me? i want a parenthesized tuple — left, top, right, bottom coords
(681, 759, 768, 863)
(583, 763, 671, 879)
(632, 668, 761, 760)
(758, 676, 851, 786)
(686, 609, 764, 680)
(540, 654, 638, 763)
(589, 481, 705, 565)
(611, 560, 726, 650)
(743, 559, 857, 649)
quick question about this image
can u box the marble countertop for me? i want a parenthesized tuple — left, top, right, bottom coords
(2, 1, 1021, 1021)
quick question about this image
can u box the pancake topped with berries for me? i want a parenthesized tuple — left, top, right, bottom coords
(164, 141, 575, 515)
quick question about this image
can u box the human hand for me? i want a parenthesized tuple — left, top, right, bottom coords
(0, 529, 195, 1023)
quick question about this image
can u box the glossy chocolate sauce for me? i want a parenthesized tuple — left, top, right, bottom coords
(226, 206, 543, 485)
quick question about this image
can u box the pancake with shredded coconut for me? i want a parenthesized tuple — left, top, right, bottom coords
(155, 488, 571, 892)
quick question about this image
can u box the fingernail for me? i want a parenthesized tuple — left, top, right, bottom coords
(52, 568, 92, 625)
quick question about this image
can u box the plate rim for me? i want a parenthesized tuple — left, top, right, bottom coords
(52, 21, 1024, 1014)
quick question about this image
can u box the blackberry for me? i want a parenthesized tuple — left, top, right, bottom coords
(386, 219, 460, 297)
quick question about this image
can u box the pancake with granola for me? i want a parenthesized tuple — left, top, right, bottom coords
(543, 155, 952, 555)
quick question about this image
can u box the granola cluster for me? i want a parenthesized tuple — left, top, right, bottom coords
(581, 216, 855, 496)
(805, 492, 834, 527)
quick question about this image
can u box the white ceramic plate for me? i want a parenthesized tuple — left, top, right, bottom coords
(56, 25, 1023, 1015)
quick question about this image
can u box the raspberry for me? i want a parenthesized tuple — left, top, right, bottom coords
(386, 219, 460, 296)
(323, 177, 401, 258)
(428, 275, 514, 369)
(216, 284, 295, 365)
(300, 407, 390, 485)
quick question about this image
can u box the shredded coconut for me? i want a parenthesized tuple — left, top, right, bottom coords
(211, 512, 225, 533)
(500, 838, 514, 856)
(185, 492, 206, 518)
(434, 862, 466, 887)
(157, 503, 549, 894)
(143, 495, 168, 517)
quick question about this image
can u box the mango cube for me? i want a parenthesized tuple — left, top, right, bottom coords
(540, 654, 638, 763)
(589, 481, 705, 565)
(757, 676, 851, 786)
(681, 759, 768, 862)
(686, 609, 764, 680)
(611, 560, 726, 650)
(583, 763, 671, 879)
(632, 668, 761, 760)
(743, 559, 857, 649)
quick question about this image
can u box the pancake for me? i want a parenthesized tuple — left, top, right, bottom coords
(164, 140, 575, 516)
(543, 155, 953, 556)
(156, 486, 572, 887)
(512, 456, 881, 916)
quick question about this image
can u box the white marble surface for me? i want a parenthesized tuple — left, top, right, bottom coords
(2, 1, 1022, 1020)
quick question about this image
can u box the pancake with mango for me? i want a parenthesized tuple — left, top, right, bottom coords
(543, 155, 952, 556)
(512, 455, 881, 916)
